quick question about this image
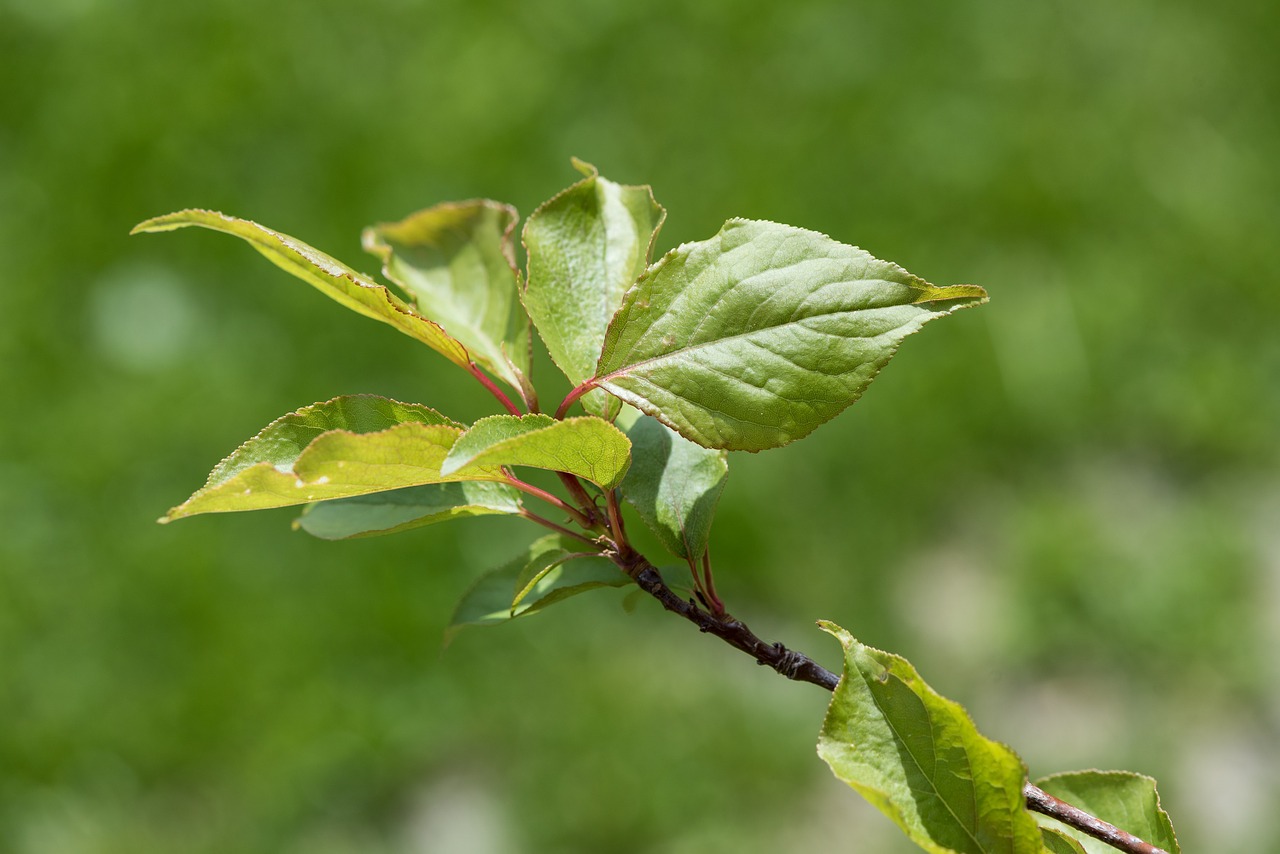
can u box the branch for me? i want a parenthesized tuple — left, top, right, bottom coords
(1025, 785, 1171, 854)
(631, 562, 838, 690)
(627, 559, 1170, 854)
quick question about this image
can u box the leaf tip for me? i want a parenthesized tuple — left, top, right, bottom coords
(569, 157, 598, 179)
(913, 283, 989, 305)
(816, 620, 847, 641)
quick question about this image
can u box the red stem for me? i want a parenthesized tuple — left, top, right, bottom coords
(555, 380, 597, 420)
(505, 475, 595, 530)
(468, 363, 523, 416)
(700, 549, 724, 616)
(558, 472, 602, 524)
(518, 509, 597, 546)
(605, 490, 634, 561)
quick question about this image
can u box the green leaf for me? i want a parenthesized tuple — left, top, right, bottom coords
(363, 199, 531, 392)
(162, 395, 507, 522)
(594, 219, 987, 451)
(441, 413, 632, 490)
(294, 481, 522, 540)
(616, 406, 727, 561)
(132, 210, 473, 372)
(444, 534, 627, 645)
(1040, 830, 1089, 854)
(522, 159, 665, 417)
(1033, 772, 1179, 854)
(817, 622, 1043, 854)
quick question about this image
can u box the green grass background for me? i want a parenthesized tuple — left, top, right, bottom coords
(2, 1, 1278, 851)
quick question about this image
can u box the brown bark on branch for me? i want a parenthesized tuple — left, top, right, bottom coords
(626, 559, 1170, 854)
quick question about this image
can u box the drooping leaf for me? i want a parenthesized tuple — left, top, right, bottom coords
(616, 405, 727, 561)
(444, 534, 627, 645)
(522, 159, 665, 417)
(594, 219, 987, 451)
(294, 481, 522, 540)
(1040, 829, 1089, 854)
(132, 210, 472, 372)
(511, 543, 604, 612)
(817, 622, 1043, 854)
(1032, 772, 1179, 854)
(363, 199, 530, 392)
(162, 395, 507, 522)
(441, 413, 632, 490)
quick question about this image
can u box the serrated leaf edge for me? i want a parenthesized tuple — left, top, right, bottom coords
(132, 209, 476, 369)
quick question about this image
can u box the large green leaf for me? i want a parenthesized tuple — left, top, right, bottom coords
(363, 199, 530, 392)
(617, 406, 727, 561)
(817, 622, 1043, 854)
(132, 210, 472, 371)
(522, 159, 665, 417)
(1033, 772, 1179, 854)
(294, 481, 522, 540)
(594, 219, 987, 451)
(162, 395, 506, 521)
(441, 413, 632, 490)
(444, 535, 627, 645)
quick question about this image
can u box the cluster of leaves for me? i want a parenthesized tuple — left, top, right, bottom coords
(135, 161, 1178, 853)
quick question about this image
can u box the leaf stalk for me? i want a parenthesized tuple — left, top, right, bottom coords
(517, 508, 598, 546)
(555, 380, 597, 420)
(468, 362, 523, 416)
(504, 475, 597, 531)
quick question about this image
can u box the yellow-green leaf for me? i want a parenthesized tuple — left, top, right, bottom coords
(132, 209, 472, 370)
(363, 199, 530, 391)
(441, 413, 631, 490)
(523, 159, 664, 417)
(162, 395, 505, 521)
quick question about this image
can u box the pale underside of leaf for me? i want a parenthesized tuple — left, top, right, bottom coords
(595, 219, 987, 452)
(363, 199, 530, 391)
(295, 481, 523, 540)
(1032, 771, 1179, 854)
(817, 622, 1043, 854)
(444, 534, 627, 646)
(617, 405, 727, 561)
(442, 413, 632, 490)
(162, 395, 506, 521)
(521, 160, 665, 418)
(132, 209, 472, 370)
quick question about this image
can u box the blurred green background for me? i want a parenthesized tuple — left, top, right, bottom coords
(3, 0, 1277, 851)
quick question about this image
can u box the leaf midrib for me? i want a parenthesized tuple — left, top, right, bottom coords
(596, 302, 916, 386)
(858, 662, 991, 854)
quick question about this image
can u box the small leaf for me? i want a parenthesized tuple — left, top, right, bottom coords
(511, 546, 601, 612)
(1040, 829, 1089, 854)
(617, 405, 727, 561)
(595, 219, 987, 451)
(817, 622, 1044, 854)
(1032, 771, 1179, 854)
(132, 210, 473, 372)
(364, 200, 530, 391)
(444, 534, 627, 645)
(294, 481, 522, 540)
(523, 159, 665, 417)
(441, 413, 631, 490)
(163, 395, 506, 521)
